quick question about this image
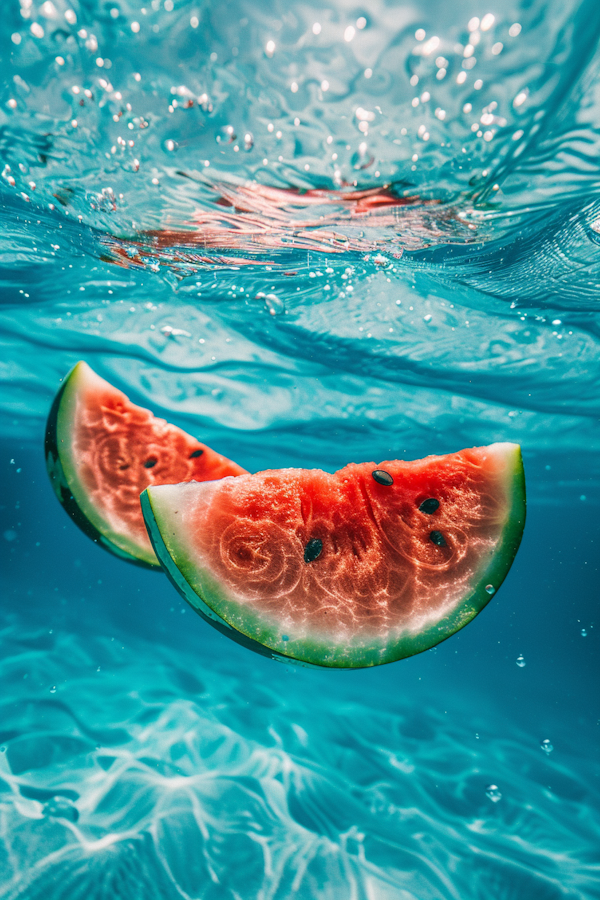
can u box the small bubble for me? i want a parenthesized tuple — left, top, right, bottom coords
(282, 634, 289, 641)
(485, 784, 502, 803)
(516, 654, 526, 667)
(540, 739, 553, 754)
(485, 584, 495, 595)
(264, 294, 284, 316)
(50, 685, 56, 693)
(581, 628, 587, 637)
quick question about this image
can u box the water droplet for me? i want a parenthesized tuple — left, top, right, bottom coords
(90, 187, 117, 212)
(50, 685, 56, 693)
(485, 584, 495, 595)
(581, 628, 587, 637)
(485, 784, 502, 802)
(264, 293, 284, 315)
(217, 125, 236, 144)
(540, 739, 553, 754)
(516, 654, 526, 667)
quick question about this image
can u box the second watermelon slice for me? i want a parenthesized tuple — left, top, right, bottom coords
(45, 362, 247, 568)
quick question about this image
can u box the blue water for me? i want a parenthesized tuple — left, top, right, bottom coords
(1, 0, 599, 897)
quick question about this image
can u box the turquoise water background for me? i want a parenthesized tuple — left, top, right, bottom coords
(1, 0, 599, 897)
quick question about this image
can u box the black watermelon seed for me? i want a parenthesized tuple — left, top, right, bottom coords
(372, 469, 394, 486)
(419, 498, 440, 514)
(429, 530, 447, 547)
(189, 449, 204, 459)
(143, 457, 157, 468)
(304, 538, 323, 563)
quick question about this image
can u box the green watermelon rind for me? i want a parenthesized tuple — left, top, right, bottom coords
(45, 362, 160, 569)
(141, 445, 526, 669)
(141, 488, 290, 662)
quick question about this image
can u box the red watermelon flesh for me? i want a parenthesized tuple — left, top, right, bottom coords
(45, 361, 247, 568)
(141, 443, 526, 667)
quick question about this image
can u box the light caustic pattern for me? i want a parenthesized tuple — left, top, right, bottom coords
(1, 615, 599, 900)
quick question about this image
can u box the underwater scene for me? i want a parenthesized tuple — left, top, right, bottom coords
(1, 0, 599, 896)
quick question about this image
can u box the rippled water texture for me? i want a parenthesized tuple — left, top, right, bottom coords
(1, 0, 599, 896)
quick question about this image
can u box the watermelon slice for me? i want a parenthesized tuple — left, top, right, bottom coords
(45, 361, 247, 568)
(141, 443, 526, 667)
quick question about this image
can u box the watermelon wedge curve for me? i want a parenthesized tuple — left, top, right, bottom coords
(141, 443, 526, 667)
(45, 361, 247, 568)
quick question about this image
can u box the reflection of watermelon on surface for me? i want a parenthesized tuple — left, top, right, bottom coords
(45, 361, 247, 568)
(141, 443, 526, 668)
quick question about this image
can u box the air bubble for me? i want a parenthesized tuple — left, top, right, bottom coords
(581, 628, 587, 637)
(264, 294, 284, 316)
(50, 685, 56, 693)
(540, 739, 553, 754)
(485, 784, 502, 802)
(516, 654, 526, 667)
(485, 584, 495, 595)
